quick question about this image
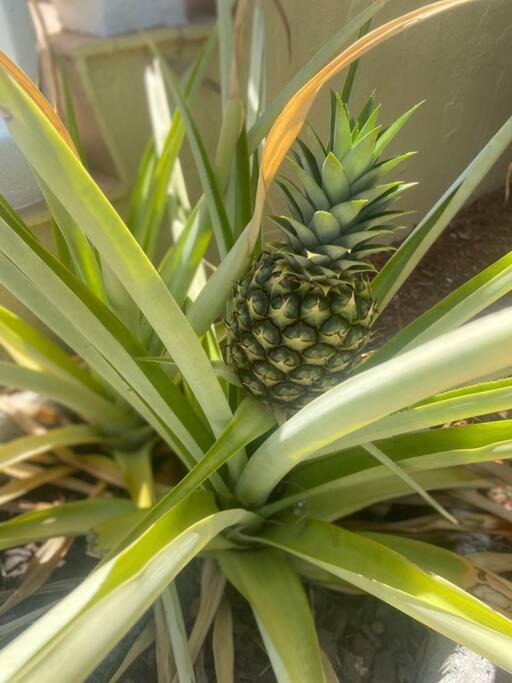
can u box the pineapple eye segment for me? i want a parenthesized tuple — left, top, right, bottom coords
(268, 347, 301, 371)
(282, 321, 317, 352)
(252, 321, 281, 348)
(247, 290, 269, 318)
(269, 293, 301, 325)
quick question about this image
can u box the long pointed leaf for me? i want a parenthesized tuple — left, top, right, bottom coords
(218, 548, 326, 683)
(0, 425, 103, 471)
(0, 492, 254, 683)
(0, 304, 103, 394)
(107, 398, 274, 557)
(0, 362, 134, 432)
(154, 59, 233, 257)
(323, 376, 512, 454)
(236, 308, 512, 505)
(0, 498, 134, 551)
(372, 115, 512, 310)
(289, 419, 512, 495)
(35, 181, 106, 302)
(267, 467, 485, 522)
(367, 252, 512, 368)
(0, 67, 232, 441)
(0, 214, 212, 464)
(254, 519, 512, 673)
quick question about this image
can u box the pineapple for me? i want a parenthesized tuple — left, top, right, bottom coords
(228, 93, 417, 411)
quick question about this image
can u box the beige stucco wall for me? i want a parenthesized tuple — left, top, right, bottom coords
(0, 0, 510, 339)
(264, 0, 512, 221)
(51, 0, 512, 225)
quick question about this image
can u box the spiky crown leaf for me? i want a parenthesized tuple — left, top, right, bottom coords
(272, 93, 420, 285)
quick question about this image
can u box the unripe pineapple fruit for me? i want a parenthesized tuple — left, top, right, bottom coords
(228, 93, 419, 411)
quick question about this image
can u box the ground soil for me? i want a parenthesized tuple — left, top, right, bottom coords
(376, 188, 512, 340)
(1, 190, 512, 682)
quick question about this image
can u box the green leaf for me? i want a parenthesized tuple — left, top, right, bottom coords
(127, 139, 157, 234)
(351, 152, 416, 194)
(0, 498, 135, 551)
(113, 440, 155, 510)
(0, 424, 104, 471)
(246, 1, 267, 129)
(321, 153, 350, 204)
(186, 221, 255, 337)
(325, 376, 512, 453)
(157, 198, 209, 307)
(218, 548, 326, 683)
(152, 56, 233, 257)
(289, 419, 512, 494)
(255, 518, 512, 673)
(278, 178, 315, 224)
(372, 115, 512, 310)
(340, 20, 373, 104)
(236, 308, 512, 505)
(373, 101, 424, 158)
(0, 492, 254, 682)
(57, 58, 87, 164)
(0, 304, 103, 394)
(0, 241, 208, 468)
(216, 0, 234, 110)
(361, 533, 477, 589)
(265, 467, 485, 522)
(139, 356, 241, 387)
(361, 441, 457, 523)
(248, 0, 388, 150)
(233, 127, 253, 237)
(215, 96, 244, 198)
(133, 30, 216, 256)
(107, 398, 275, 556)
(0, 64, 232, 442)
(331, 198, 368, 225)
(0, 362, 135, 432)
(366, 252, 512, 369)
(35, 181, 107, 303)
(341, 128, 380, 183)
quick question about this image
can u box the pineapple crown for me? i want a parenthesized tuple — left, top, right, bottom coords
(273, 92, 421, 285)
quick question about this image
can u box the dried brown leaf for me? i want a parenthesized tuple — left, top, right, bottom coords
(0, 537, 72, 616)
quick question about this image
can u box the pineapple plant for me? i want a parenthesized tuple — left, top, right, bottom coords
(229, 94, 414, 410)
(0, 1, 511, 681)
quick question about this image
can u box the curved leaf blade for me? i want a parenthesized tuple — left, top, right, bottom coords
(218, 548, 326, 683)
(0, 304, 102, 394)
(255, 519, 512, 673)
(367, 253, 512, 369)
(0, 493, 253, 683)
(0, 425, 104, 472)
(0, 67, 232, 440)
(372, 115, 512, 310)
(323, 376, 512, 454)
(0, 498, 134, 551)
(237, 308, 512, 505)
(0, 362, 133, 432)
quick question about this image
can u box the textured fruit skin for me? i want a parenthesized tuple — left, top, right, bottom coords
(229, 252, 374, 410)
(228, 93, 416, 412)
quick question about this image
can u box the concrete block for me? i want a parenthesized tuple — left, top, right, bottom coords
(53, 0, 187, 37)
